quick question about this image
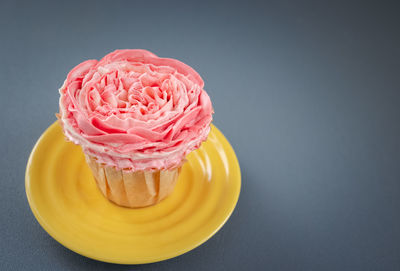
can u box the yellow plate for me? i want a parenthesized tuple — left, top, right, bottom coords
(25, 122, 241, 264)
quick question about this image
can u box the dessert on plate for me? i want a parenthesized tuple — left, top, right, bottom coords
(58, 49, 213, 208)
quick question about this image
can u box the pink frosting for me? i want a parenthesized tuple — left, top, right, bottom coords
(59, 49, 213, 171)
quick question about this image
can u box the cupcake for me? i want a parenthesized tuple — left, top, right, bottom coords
(58, 49, 213, 208)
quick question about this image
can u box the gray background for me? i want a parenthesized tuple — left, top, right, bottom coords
(1, 0, 399, 270)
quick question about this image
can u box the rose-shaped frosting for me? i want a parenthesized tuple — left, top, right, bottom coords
(59, 49, 213, 171)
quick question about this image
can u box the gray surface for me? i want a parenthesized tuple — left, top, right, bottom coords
(1, 0, 400, 270)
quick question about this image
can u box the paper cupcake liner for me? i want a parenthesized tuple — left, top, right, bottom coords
(85, 155, 181, 208)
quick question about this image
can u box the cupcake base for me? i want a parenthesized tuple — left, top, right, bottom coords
(85, 155, 180, 208)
